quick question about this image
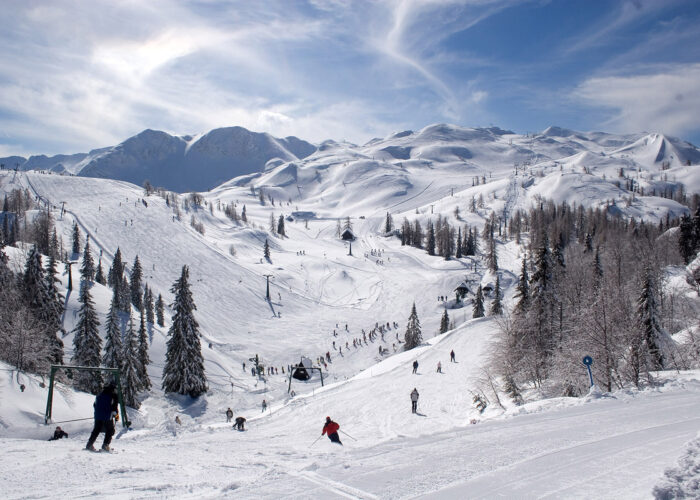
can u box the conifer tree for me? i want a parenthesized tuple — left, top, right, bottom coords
(119, 274, 131, 312)
(108, 247, 124, 288)
(487, 235, 498, 271)
(130, 256, 143, 310)
(404, 302, 423, 349)
(514, 257, 530, 314)
(156, 293, 165, 327)
(269, 213, 276, 233)
(426, 222, 436, 256)
(638, 267, 664, 369)
(241, 205, 247, 223)
(137, 308, 151, 392)
(71, 221, 81, 255)
(102, 289, 123, 371)
(162, 266, 207, 397)
(95, 258, 106, 285)
(121, 312, 141, 408)
(490, 275, 503, 316)
(44, 254, 65, 364)
(455, 227, 463, 258)
(81, 241, 95, 282)
(439, 309, 450, 334)
(72, 282, 102, 394)
(277, 215, 286, 236)
(264, 239, 270, 260)
(473, 285, 485, 318)
(385, 212, 393, 234)
(144, 285, 155, 324)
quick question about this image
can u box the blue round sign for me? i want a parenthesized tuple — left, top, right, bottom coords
(582, 356, 593, 366)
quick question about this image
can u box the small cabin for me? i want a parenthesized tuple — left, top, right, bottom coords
(341, 228, 356, 241)
(454, 281, 470, 301)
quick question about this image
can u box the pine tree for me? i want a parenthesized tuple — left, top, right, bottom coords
(130, 256, 143, 311)
(678, 214, 695, 264)
(108, 247, 124, 288)
(487, 235, 498, 271)
(119, 274, 131, 312)
(439, 309, 450, 334)
(121, 312, 141, 408)
(156, 293, 165, 327)
(80, 241, 95, 282)
(71, 282, 102, 394)
(144, 285, 155, 324)
(490, 275, 503, 316)
(137, 308, 152, 392)
(241, 205, 247, 223)
(264, 239, 270, 260)
(162, 266, 208, 397)
(426, 222, 436, 256)
(44, 254, 65, 364)
(638, 267, 664, 369)
(269, 213, 276, 233)
(404, 302, 423, 349)
(455, 227, 463, 258)
(277, 215, 285, 236)
(71, 221, 81, 255)
(473, 285, 485, 318)
(385, 212, 393, 234)
(22, 246, 64, 365)
(102, 289, 123, 371)
(95, 258, 106, 285)
(514, 257, 530, 314)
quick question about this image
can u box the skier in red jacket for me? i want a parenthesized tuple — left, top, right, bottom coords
(321, 416, 343, 445)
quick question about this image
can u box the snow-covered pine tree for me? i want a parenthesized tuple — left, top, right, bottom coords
(241, 205, 247, 223)
(638, 267, 665, 369)
(439, 309, 450, 334)
(530, 233, 556, 356)
(22, 246, 64, 365)
(490, 275, 503, 316)
(455, 227, 463, 258)
(71, 221, 81, 255)
(156, 293, 165, 327)
(487, 234, 498, 272)
(264, 239, 270, 260)
(130, 255, 143, 311)
(514, 257, 530, 314)
(71, 281, 102, 394)
(162, 266, 207, 397)
(277, 214, 286, 237)
(269, 213, 276, 233)
(81, 241, 95, 282)
(385, 212, 393, 234)
(121, 312, 141, 408)
(473, 285, 485, 318)
(426, 222, 436, 256)
(344, 216, 352, 231)
(137, 308, 151, 392)
(95, 258, 106, 285)
(144, 285, 155, 324)
(108, 247, 124, 288)
(102, 288, 123, 371)
(44, 254, 65, 364)
(119, 274, 131, 312)
(404, 302, 423, 349)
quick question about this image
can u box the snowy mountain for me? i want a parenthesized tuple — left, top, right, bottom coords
(1, 127, 317, 193)
(1, 122, 700, 498)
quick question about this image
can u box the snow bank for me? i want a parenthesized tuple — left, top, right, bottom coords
(654, 432, 700, 499)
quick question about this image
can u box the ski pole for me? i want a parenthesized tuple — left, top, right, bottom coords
(339, 429, 357, 441)
(310, 434, 323, 448)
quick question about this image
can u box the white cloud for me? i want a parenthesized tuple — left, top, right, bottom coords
(574, 64, 700, 137)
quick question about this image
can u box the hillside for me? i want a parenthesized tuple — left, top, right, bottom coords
(1, 122, 700, 498)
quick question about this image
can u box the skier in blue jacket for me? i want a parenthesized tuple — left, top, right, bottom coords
(86, 384, 119, 452)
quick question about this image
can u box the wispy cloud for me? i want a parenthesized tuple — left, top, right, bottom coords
(573, 63, 700, 137)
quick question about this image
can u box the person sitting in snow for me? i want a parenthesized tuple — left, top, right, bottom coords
(321, 416, 342, 445)
(49, 426, 68, 441)
(234, 416, 246, 431)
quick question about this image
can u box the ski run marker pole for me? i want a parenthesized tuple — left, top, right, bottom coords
(339, 429, 357, 441)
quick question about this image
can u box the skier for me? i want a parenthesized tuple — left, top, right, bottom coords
(321, 416, 343, 445)
(261, 399, 267, 412)
(410, 388, 419, 414)
(234, 416, 246, 431)
(226, 408, 233, 423)
(437, 361, 442, 373)
(412, 360, 419, 374)
(85, 383, 119, 452)
(49, 426, 68, 441)
(450, 350, 456, 362)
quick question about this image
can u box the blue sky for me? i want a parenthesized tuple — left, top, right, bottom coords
(1, 0, 700, 156)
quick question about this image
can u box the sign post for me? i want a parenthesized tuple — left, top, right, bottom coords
(582, 355, 594, 387)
